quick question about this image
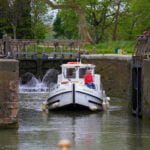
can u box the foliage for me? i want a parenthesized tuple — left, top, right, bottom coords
(1, 0, 150, 45)
(0, 0, 33, 39)
(31, 0, 52, 39)
(0, 0, 52, 39)
(15, 0, 33, 39)
(84, 40, 135, 54)
(53, 10, 79, 39)
(0, 0, 9, 38)
(52, 0, 150, 43)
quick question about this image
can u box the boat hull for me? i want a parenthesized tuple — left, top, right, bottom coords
(47, 84, 104, 111)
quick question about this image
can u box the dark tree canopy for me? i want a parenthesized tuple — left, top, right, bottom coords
(0, 0, 33, 39)
(1, 0, 150, 42)
(0, 0, 50, 39)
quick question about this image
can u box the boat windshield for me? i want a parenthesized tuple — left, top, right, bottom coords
(66, 68, 76, 78)
(79, 68, 87, 78)
(63, 66, 94, 79)
(79, 67, 94, 78)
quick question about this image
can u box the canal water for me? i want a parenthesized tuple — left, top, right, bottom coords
(0, 94, 150, 150)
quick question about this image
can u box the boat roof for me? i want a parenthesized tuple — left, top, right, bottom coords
(61, 62, 95, 68)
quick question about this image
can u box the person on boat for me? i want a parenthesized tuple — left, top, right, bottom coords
(84, 69, 95, 89)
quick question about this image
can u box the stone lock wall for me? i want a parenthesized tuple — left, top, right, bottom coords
(82, 55, 132, 100)
(0, 59, 19, 129)
(143, 59, 150, 118)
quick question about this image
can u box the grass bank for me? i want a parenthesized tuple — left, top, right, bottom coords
(22, 40, 135, 55)
(84, 41, 135, 54)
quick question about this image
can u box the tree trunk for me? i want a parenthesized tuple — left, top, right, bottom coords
(45, 0, 93, 43)
(112, 1, 121, 41)
(128, 17, 136, 40)
(11, 23, 16, 39)
(77, 8, 93, 43)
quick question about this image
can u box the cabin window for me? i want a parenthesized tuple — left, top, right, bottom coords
(66, 68, 76, 78)
(79, 68, 87, 78)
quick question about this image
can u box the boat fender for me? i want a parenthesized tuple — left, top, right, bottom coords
(42, 101, 48, 112)
(106, 97, 110, 101)
(102, 100, 110, 110)
(102, 101, 107, 111)
(51, 102, 59, 108)
(89, 105, 98, 111)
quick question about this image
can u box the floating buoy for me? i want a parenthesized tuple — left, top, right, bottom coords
(89, 105, 98, 111)
(58, 139, 71, 150)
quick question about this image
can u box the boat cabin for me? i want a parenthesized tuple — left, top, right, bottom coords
(61, 62, 95, 81)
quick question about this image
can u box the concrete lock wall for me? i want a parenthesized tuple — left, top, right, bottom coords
(143, 59, 150, 118)
(0, 59, 19, 129)
(82, 55, 132, 100)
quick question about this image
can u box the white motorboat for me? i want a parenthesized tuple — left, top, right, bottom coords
(45, 62, 110, 111)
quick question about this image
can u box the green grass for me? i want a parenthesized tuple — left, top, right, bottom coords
(23, 40, 135, 55)
(24, 45, 54, 53)
(84, 40, 135, 54)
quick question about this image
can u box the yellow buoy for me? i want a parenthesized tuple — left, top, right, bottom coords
(58, 139, 71, 150)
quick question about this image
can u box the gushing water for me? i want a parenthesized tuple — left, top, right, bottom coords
(19, 82, 49, 92)
(19, 69, 58, 93)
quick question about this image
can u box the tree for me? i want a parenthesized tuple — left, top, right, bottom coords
(130, 0, 150, 35)
(31, 0, 51, 39)
(45, 0, 93, 43)
(0, 0, 10, 38)
(15, 0, 33, 39)
(117, 0, 150, 40)
(87, 0, 113, 43)
(0, 0, 33, 39)
(53, 13, 65, 38)
(7, 0, 21, 39)
(112, 0, 121, 41)
(53, 10, 79, 39)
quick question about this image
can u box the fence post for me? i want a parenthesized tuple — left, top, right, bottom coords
(2, 34, 14, 58)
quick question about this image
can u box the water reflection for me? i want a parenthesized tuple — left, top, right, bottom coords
(19, 110, 105, 150)
(1, 97, 150, 150)
(0, 130, 18, 150)
(127, 117, 150, 150)
(18, 107, 150, 150)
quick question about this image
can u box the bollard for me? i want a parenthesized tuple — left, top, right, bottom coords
(58, 139, 71, 150)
